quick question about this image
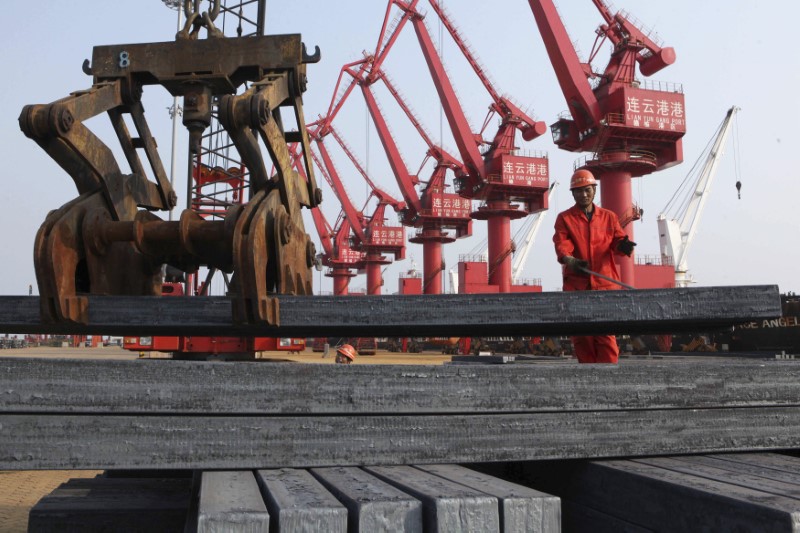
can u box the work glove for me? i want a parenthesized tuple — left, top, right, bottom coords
(617, 236, 636, 257)
(562, 256, 589, 273)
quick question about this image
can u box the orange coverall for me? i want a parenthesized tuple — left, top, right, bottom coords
(553, 204, 628, 363)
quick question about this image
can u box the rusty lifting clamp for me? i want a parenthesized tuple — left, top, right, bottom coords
(19, 9, 322, 327)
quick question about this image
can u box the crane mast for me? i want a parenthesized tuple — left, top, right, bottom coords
(314, 209, 361, 295)
(527, 0, 685, 286)
(658, 106, 739, 287)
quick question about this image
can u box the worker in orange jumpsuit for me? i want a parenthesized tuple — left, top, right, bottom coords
(553, 169, 636, 363)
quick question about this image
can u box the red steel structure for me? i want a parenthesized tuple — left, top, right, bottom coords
(291, 145, 363, 295)
(309, 206, 362, 296)
(346, 62, 472, 294)
(308, 122, 406, 295)
(528, 0, 686, 285)
(312, 210, 362, 295)
(367, 0, 550, 293)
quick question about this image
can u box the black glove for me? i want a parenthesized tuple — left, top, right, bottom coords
(617, 236, 636, 257)
(562, 256, 589, 273)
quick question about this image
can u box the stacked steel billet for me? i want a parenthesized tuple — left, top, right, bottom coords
(0, 284, 781, 337)
(18, 0, 321, 326)
(2, 357, 800, 470)
(30, 465, 561, 532)
(500, 453, 800, 531)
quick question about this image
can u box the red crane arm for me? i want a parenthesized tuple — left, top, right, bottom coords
(320, 59, 371, 137)
(290, 143, 335, 258)
(591, 0, 615, 26)
(358, 82, 424, 216)
(590, 0, 674, 77)
(399, 4, 485, 178)
(527, 0, 602, 132)
(426, 0, 546, 141)
(309, 137, 367, 243)
(368, 0, 418, 83)
(426, 0, 500, 104)
(309, 207, 334, 257)
(327, 126, 405, 214)
(377, 70, 466, 174)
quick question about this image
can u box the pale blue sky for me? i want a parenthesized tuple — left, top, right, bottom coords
(1, 1, 797, 295)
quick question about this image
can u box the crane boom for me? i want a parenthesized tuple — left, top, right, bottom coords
(328, 125, 405, 213)
(378, 70, 465, 174)
(657, 106, 739, 287)
(527, 0, 601, 133)
(310, 136, 367, 243)
(426, 0, 546, 141)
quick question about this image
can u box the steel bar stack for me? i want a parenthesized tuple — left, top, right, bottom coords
(2, 357, 800, 470)
(0, 284, 781, 337)
(5, 283, 800, 531)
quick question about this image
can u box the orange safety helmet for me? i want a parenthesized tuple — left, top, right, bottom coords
(570, 169, 597, 190)
(336, 343, 357, 362)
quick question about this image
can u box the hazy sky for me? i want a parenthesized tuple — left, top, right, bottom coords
(1, 1, 797, 296)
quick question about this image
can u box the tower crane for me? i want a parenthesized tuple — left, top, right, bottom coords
(658, 106, 739, 287)
(371, 0, 551, 293)
(527, 0, 686, 285)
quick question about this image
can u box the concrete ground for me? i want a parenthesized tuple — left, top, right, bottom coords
(0, 344, 451, 532)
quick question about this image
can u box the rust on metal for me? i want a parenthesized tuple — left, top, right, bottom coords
(19, 3, 321, 326)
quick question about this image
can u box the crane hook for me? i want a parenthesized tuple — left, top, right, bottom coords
(735, 180, 742, 200)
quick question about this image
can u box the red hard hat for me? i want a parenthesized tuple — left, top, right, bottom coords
(336, 343, 357, 361)
(570, 169, 597, 190)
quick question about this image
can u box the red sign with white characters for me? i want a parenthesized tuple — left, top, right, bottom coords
(500, 155, 549, 187)
(429, 193, 472, 219)
(621, 87, 686, 133)
(338, 248, 363, 264)
(368, 226, 404, 247)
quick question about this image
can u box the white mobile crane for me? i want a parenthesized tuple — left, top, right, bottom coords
(511, 182, 558, 285)
(657, 106, 740, 287)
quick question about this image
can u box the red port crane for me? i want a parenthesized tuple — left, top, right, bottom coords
(372, 0, 551, 292)
(347, 60, 472, 294)
(290, 144, 363, 295)
(527, 0, 686, 284)
(311, 207, 363, 296)
(308, 122, 406, 295)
